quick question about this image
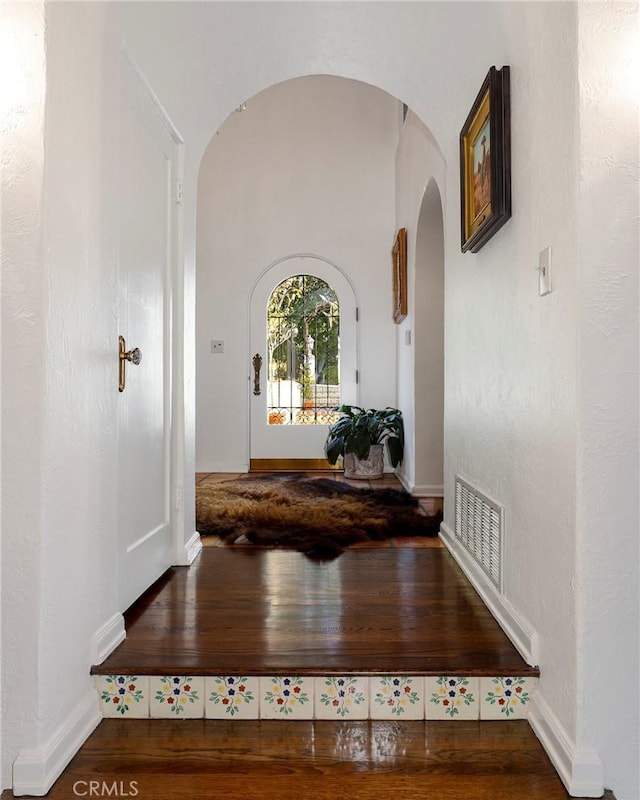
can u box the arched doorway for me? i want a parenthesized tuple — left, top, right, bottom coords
(248, 255, 357, 468)
(195, 76, 399, 474)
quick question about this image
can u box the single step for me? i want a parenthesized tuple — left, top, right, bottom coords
(93, 549, 539, 678)
(95, 673, 538, 720)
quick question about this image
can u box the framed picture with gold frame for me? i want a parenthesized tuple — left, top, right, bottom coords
(460, 66, 511, 253)
(392, 227, 407, 324)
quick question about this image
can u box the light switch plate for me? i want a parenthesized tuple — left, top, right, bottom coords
(539, 247, 552, 296)
(211, 340, 224, 354)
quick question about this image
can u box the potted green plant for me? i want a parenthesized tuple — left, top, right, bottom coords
(324, 405, 404, 479)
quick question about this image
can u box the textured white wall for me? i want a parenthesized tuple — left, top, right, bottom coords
(394, 112, 446, 495)
(38, 0, 119, 747)
(576, 3, 639, 798)
(2, 2, 179, 789)
(443, 1, 581, 740)
(196, 76, 398, 470)
(2, 1, 127, 788)
(1, 2, 47, 787)
(413, 180, 445, 494)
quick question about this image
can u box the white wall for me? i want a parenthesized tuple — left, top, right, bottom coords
(2, 2, 637, 797)
(38, 0, 119, 744)
(1, 1, 48, 786)
(2, 2, 127, 790)
(394, 11, 582, 756)
(575, 4, 639, 799)
(196, 76, 398, 471)
(2, 1, 189, 790)
(442, 1, 581, 744)
(413, 180, 445, 495)
(394, 113, 446, 495)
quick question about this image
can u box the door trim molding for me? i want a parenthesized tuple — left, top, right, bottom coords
(121, 46, 184, 145)
(248, 252, 359, 304)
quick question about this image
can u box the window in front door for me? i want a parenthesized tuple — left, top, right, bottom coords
(266, 274, 342, 425)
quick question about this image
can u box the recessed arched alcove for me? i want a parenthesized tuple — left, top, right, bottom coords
(195, 74, 444, 475)
(413, 179, 444, 495)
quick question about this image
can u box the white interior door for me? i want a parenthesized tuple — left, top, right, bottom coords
(117, 60, 178, 611)
(249, 256, 357, 462)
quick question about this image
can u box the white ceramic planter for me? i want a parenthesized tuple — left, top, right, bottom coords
(343, 444, 384, 479)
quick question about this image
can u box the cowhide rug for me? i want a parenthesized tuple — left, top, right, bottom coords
(196, 474, 442, 559)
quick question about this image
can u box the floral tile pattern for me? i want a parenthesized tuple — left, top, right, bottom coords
(425, 676, 479, 720)
(314, 677, 368, 719)
(260, 677, 312, 719)
(95, 674, 536, 721)
(96, 675, 148, 718)
(371, 676, 424, 719)
(149, 676, 204, 718)
(206, 676, 259, 719)
(480, 676, 537, 720)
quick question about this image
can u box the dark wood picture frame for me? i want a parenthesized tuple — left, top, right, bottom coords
(460, 66, 511, 253)
(392, 227, 408, 324)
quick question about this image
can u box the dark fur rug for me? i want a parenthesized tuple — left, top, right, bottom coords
(196, 474, 442, 559)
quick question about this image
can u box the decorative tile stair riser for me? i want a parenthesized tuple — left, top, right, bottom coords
(96, 675, 537, 720)
(371, 676, 424, 720)
(315, 676, 369, 720)
(95, 675, 149, 719)
(426, 676, 479, 720)
(150, 676, 204, 718)
(207, 676, 260, 719)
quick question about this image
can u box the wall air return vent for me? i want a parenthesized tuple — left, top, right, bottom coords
(454, 476, 503, 591)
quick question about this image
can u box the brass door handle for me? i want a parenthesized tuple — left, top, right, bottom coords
(119, 335, 142, 392)
(252, 353, 263, 396)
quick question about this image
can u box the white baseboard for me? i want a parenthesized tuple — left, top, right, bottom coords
(439, 522, 539, 666)
(411, 484, 443, 497)
(182, 531, 202, 565)
(90, 613, 126, 665)
(13, 688, 101, 796)
(528, 692, 604, 797)
(394, 472, 442, 497)
(196, 464, 248, 473)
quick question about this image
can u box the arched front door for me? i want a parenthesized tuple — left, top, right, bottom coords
(249, 255, 358, 468)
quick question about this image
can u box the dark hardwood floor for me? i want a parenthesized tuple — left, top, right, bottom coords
(1, 718, 593, 800)
(3, 474, 596, 800)
(93, 546, 537, 677)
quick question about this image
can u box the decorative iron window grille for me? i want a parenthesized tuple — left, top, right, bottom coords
(266, 274, 341, 426)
